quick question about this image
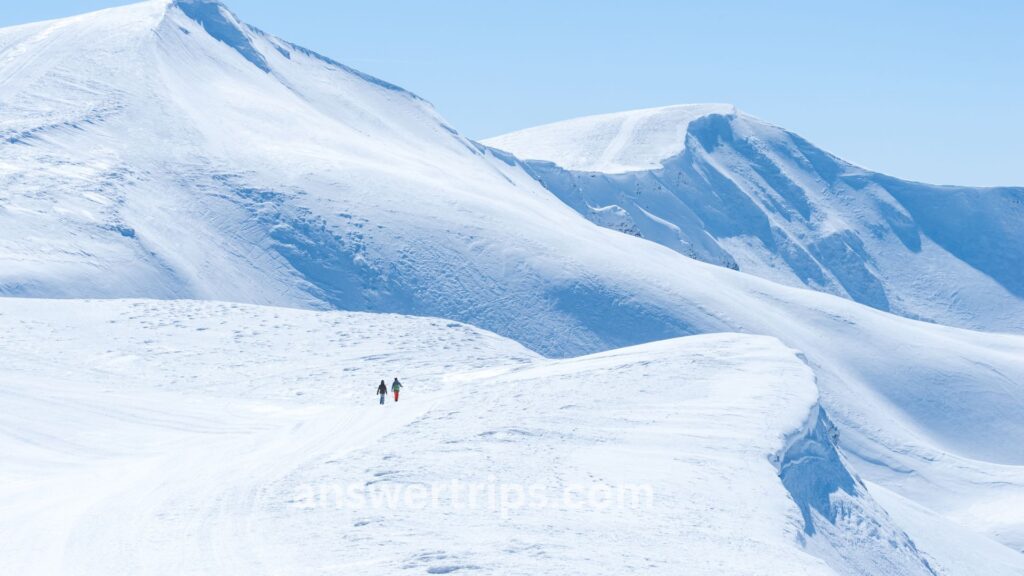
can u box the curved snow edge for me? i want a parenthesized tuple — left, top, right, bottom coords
(772, 399, 939, 575)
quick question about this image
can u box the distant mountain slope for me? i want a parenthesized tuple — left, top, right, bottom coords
(2, 1, 1024, 560)
(484, 105, 1024, 333)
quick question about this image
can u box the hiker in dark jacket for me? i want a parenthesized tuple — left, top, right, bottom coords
(377, 380, 387, 405)
(391, 378, 403, 402)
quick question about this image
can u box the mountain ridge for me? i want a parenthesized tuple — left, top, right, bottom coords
(483, 107, 1024, 333)
(484, 103, 739, 173)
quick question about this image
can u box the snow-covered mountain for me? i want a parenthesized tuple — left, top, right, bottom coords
(484, 105, 1024, 333)
(2, 1, 1024, 574)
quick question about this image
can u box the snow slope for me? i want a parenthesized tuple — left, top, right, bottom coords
(484, 106, 1024, 333)
(0, 297, 965, 575)
(2, 1, 1024, 570)
(483, 104, 738, 173)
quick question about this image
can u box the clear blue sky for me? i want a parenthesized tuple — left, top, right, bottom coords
(5, 1, 1022, 186)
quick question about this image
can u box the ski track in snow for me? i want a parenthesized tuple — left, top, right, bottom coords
(1, 299, 533, 575)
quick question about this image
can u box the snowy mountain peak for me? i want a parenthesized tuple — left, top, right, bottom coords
(484, 104, 1024, 334)
(483, 103, 738, 173)
(170, 0, 269, 72)
(162, 0, 418, 96)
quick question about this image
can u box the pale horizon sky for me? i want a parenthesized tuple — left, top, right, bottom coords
(4, 0, 1022, 187)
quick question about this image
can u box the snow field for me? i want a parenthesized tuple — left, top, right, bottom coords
(0, 297, 906, 575)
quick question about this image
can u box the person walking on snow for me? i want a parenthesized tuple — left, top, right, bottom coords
(377, 380, 387, 405)
(391, 377, 403, 402)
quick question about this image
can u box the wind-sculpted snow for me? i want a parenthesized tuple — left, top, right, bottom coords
(779, 409, 858, 536)
(485, 107, 1024, 334)
(174, 0, 270, 72)
(777, 408, 937, 575)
